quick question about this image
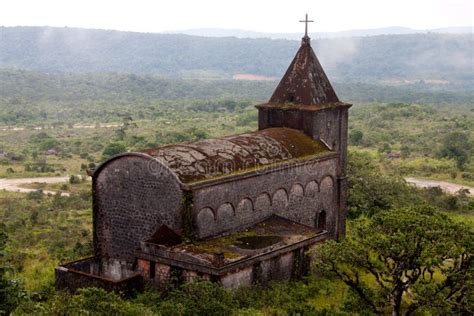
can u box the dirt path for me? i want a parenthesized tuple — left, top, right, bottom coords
(405, 177, 474, 195)
(0, 176, 70, 196)
(0, 176, 471, 197)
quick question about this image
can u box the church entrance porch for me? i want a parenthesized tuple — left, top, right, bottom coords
(136, 215, 327, 289)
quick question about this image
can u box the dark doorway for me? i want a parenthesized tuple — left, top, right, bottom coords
(316, 210, 326, 230)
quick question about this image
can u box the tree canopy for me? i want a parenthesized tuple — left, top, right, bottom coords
(312, 206, 474, 315)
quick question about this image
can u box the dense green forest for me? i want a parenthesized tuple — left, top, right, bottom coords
(0, 69, 472, 125)
(1, 27, 473, 82)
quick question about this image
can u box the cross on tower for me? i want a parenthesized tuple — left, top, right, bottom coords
(299, 14, 314, 37)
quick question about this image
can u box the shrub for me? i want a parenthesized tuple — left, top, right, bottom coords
(158, 279, 235, 316)
(102, 142, 127, 160)
(69, 175, 82, 184)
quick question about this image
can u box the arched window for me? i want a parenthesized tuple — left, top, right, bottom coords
(316, 210, 326, 230)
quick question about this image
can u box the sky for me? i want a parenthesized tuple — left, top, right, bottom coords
(1, 0, 472, 33)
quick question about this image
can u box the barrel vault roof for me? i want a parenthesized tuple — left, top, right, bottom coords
(142, 127, 331, 184)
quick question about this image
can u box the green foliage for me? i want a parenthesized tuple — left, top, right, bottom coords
(19, 287, 153, 315)
(0, 230, 25, 315)
(347, 151, 419, 217)
(438, 131, 472, 170)
(348, 130, 363, 146)
(69, 175, 82, 184)
(102, 142, 127, 160)
(158, 279, 235, 316)
(181, 192, 195, 242)
(312, 206, 474, 315)
(1, 27, 472, 83)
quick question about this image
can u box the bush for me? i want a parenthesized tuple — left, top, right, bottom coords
(69, 175, 82, 184)
(26, 190, 43, 201)
(23, 287, 152, 315)
(102, 142, 127, 160)
(158, 279, 235, 316)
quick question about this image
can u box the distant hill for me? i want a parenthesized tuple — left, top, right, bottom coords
(1, 69, 472, 107)
(167, 26, 474, 40)
(0, 26, 472, 83)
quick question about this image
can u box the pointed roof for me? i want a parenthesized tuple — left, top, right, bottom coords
(264, 36, 340, 106)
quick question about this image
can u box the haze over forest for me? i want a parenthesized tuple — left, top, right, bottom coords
(0, 26, 473, 83)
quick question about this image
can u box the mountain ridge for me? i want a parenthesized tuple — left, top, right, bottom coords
(0, 26, 472, 83)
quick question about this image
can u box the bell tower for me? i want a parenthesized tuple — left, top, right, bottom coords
(256, 15, 352, 237)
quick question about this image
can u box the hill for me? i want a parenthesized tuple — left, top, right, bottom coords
(0, 69, 472, 125)
(168, 26, 474, 39)
(0, 26, 473, 82)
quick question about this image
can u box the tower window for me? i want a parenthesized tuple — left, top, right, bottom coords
(287, 93, 295, 103)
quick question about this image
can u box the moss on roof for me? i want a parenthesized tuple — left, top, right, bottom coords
(143, 127, 330, 183)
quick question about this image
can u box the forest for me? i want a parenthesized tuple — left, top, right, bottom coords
(1, 26, 473, 82)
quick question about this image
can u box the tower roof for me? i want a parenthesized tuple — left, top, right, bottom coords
(264, 36, 340, 106)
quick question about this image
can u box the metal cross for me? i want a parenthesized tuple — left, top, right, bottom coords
(299, 14, 314, 37)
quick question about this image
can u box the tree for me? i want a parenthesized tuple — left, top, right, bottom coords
(439, 132, 471, 170)
(312, 206, 473, 316)
(347, 151, 418, 218)
(115, 116, 138, 141)
(349, 130, 364, 146)
(101, 142, 127, 160)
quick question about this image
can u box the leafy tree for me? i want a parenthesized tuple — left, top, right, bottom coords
(102, 142, 127, 160)
(439, 132, 471, 170)
(312, 206, 474, 315)
(400, 144, 411, 158)
(349, 130, 364, 146)
(347, 151, 418, 217)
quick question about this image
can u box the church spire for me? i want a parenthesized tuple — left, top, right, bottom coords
(266, 15, 339, 106)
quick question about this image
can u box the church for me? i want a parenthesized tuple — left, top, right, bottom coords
(56, 18, 351, 292)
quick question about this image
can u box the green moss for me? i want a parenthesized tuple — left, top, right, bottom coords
(183, 230, 256, 259)
(189, 151, 334, 184)
(181, 191, 195, 242)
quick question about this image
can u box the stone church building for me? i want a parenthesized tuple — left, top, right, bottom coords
(56, 28, 351, 292)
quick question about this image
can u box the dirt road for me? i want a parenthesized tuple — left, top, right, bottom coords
(0, 176, 471, 197)
(405, 177, 474, 195)
(0, 176, 70, 196)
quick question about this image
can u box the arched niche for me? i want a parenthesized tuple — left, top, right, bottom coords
(305, 181, 319, 198)
(320, 175, 335, 209)
(236, 198, 254, 221)
(255, 193, 271, 216)
(216, 203, 235, 230)
(289, 183, 304, 205)
(196, 207, 215, 238)
(272, 188, 289, 212)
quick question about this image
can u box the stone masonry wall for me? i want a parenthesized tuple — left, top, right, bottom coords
(94, 155, 183, 260)
(193, 157, 338, 239)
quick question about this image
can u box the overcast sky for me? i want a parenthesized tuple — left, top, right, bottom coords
(1, 0, 472, 33)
